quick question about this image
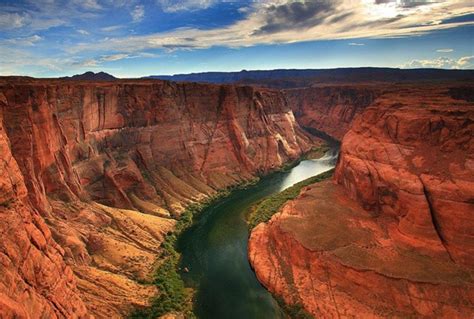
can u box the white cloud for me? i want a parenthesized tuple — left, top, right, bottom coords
(107, 0, 137, 7)
(458, 55, 474, 67)
(28, 17, 65, 30)
(30, 34, 42, 41)
(131, 4, 145, 22)
(0, 12, 28, 29)
(73, 51, 160, 68)
(157, 0, 216, 12)
(402, 55, 474, 69)
(75, 0, 102, 10)
(2, 34, 43, 46)
(80, 59, 100, 67)
(77, 29, 90, 35)
(68, 0, 474, 55)
(0, 45, 69, 75)
(101, 25, 124, 32)
(349, 42, 365, 46)
(238, 6, 251, 14)
(436, 48, 454, 52)
(133, 52, 160, 58)
(0, 1, 100, 32)
(101, 53, 130, 61)
(1, 0, 473, 75)
(19, 34, 42, 45)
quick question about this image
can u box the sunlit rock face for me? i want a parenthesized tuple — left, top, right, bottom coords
(0, 109, 90, 319)
(0, 78, 312, 318)
(335, 85, 474, 266)
(249, 84, 474, 318)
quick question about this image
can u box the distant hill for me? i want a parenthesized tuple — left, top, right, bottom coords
(147, 67, 474, 88)
(62, 71, 117, 81)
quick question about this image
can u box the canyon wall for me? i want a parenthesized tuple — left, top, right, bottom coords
(285, 85, 379, 140)
(249, 84, 474, 318)
(0, 109, 89, 318)
(335, 85, 474, 266)
(0, 78, 312, 318)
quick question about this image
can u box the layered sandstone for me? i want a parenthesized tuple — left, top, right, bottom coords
(286, 85, 379, 140)
(250, 181, 474, 317)
(335, 85, 474, 266)
(0, 78, 312, 318)
(0, 112, 89, 318)
(249, 84, 474, 318)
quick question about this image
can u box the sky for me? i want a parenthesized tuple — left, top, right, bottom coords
(0, 0, 473, 77)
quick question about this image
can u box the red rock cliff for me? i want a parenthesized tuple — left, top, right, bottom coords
(286, 85, 379, 140)
(0, 78, 312, 318)
(0, 111, 89, 318)
(249, 84, 474, 318)
(335, 85, 474, 265)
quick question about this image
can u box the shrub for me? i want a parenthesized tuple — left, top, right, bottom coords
(128, 183, 254, 318)
(247, 169, 334, 229)
(275, 297, 314, 319)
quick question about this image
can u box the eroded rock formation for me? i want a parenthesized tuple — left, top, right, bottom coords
(286, 85, 379, 140)
(249, 84, 474, 318)
(335, 85, 474, 266)
(0, 78, 312, 318)
(0, 109, 90, 318)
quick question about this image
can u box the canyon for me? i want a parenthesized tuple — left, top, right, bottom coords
(1, 74, 473, 319)
(0, 78, 312, 318)
(249, 84, 474, 317)
(286, 85, 379, 140)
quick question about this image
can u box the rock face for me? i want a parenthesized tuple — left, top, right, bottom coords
(0, 112, 89, 318)
(0, 78, 312, 318)
(286, 85, 379, 140)
(249, 84, 474, 318)
(335, 85, 474, 266)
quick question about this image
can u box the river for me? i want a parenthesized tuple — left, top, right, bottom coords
(177, 148, 338, 319)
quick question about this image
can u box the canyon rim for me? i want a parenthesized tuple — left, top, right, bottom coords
(1, 0, 474, 318)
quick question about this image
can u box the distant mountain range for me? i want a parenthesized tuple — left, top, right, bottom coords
(50, 68, 474, 88)
(62, 71, 117, 81)
(147, 67, 474, 88)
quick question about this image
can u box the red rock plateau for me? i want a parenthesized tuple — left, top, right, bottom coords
(0, 77, 312, 318)
(249, 84, 474, 318)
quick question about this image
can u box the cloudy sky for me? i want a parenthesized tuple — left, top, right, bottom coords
(0, 0, 473, 77)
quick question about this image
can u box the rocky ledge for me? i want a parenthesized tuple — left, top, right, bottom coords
(249, 84, 474, 318)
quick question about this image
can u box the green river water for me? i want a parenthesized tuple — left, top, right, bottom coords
(177, 149, 338, 319)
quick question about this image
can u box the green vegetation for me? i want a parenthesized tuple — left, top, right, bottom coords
(247, 169, 334, 230)
(0, 199, 13, 208)
(277, 144, 330, 173)
(129, 152, 333, 318)
(302, 144, 331, 160)
(129, 180, 258, 319)
(129, 203, 212, 319)
(275, 297, 314, 319)
(246, 168, 334, 319)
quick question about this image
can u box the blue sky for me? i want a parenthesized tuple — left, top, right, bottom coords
(0, 0, 473, 77)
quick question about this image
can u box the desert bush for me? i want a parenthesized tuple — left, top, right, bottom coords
(248, 169, 334, 229)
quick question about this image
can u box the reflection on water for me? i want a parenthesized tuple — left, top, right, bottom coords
(277, 149, 338, 191)
(177, 149, 338, 319)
